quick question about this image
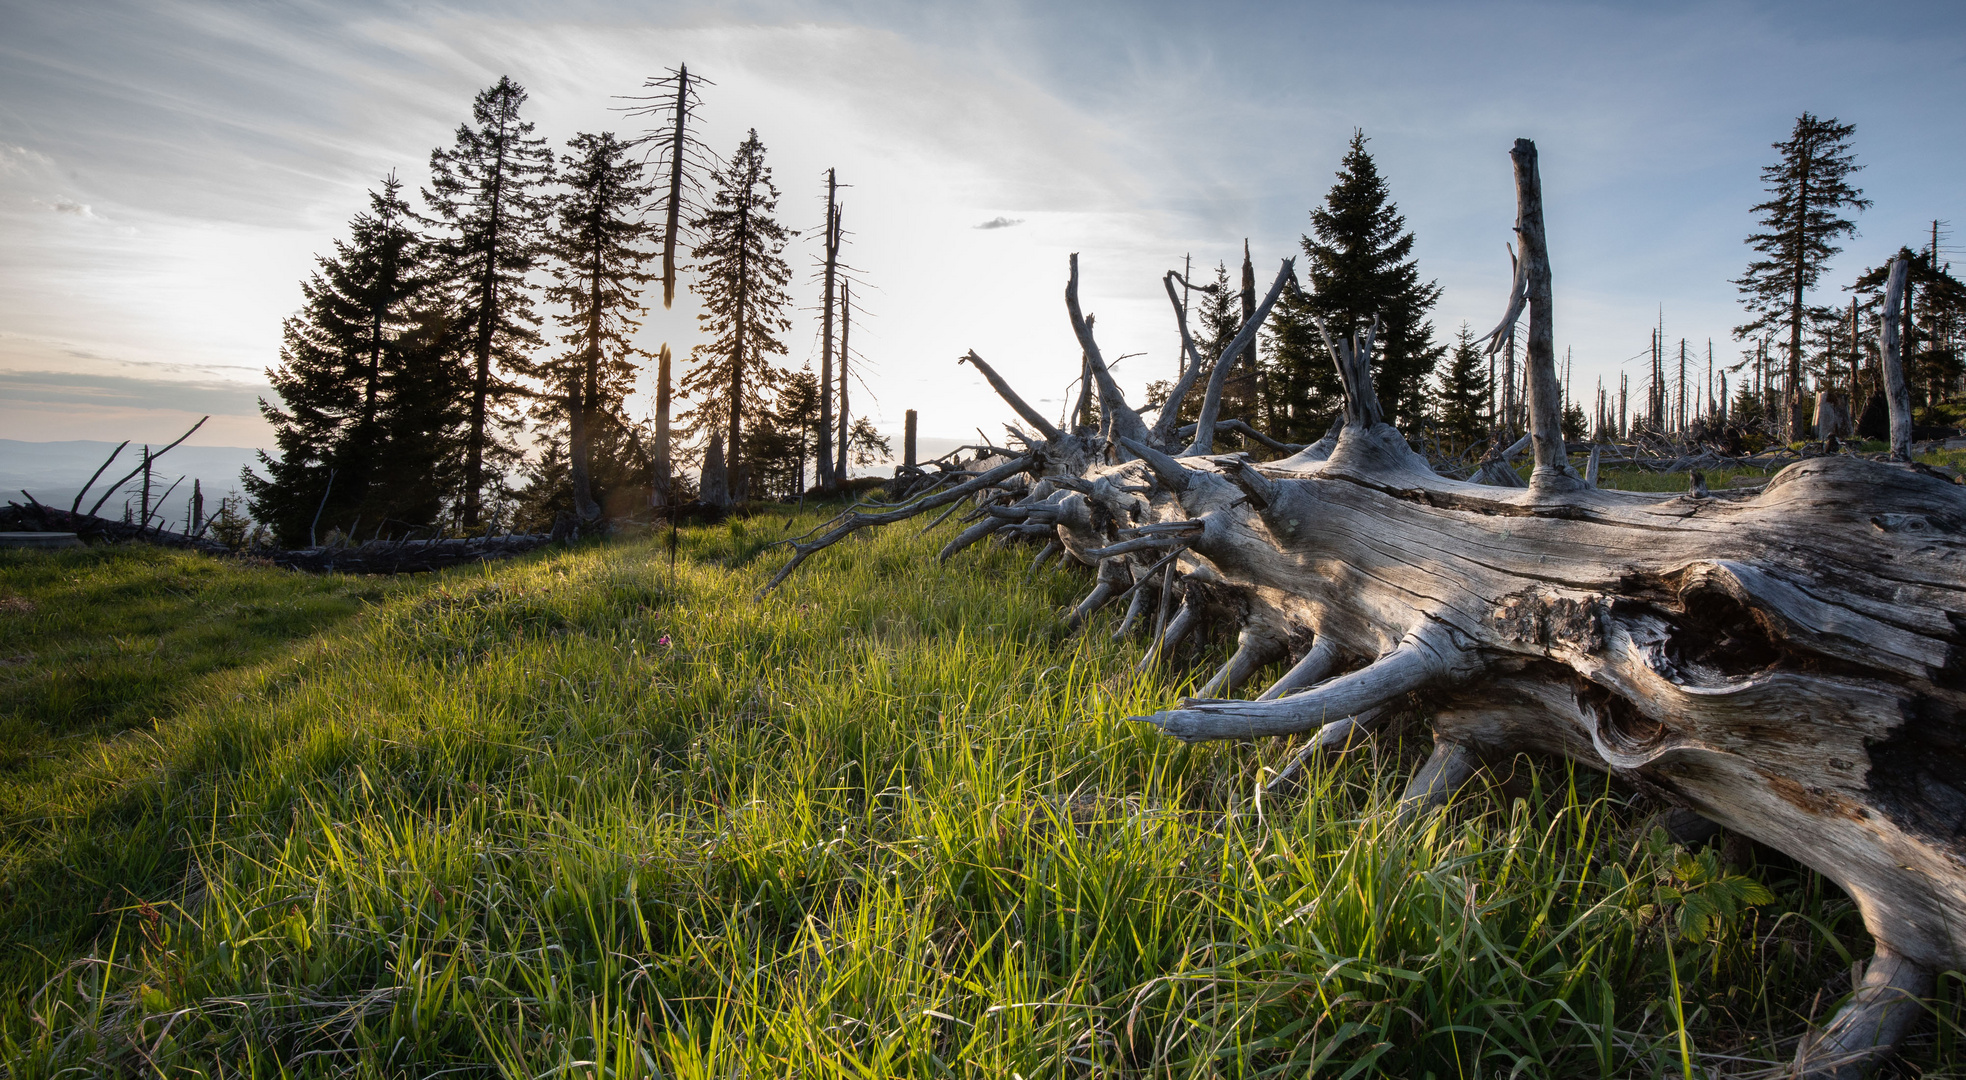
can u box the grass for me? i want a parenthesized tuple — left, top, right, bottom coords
(0, 517, 1958, 1077)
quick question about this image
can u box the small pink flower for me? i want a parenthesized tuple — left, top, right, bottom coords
(657, 634, 672, 646)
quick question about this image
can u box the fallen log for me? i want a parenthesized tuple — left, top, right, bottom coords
(2, 499, 556, 574)
(768, 139, 1966, 1077)
(262, 534, 556, 574)
(2, 499, 230, 554)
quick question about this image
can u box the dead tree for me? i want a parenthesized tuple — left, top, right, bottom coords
(767, 139, 1965, 1078)
(817, 170, 842, 490)
(652, 343, 674, 507)
(620, 63, 714, 309)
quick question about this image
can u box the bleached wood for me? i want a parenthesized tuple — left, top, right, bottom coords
(1194, 630, 1285, 699)
(1792, 945, 1935, 1080)
(1396, 739, 1479, 819)
(1139, 626, 1470, 742)
(1064, 254, 1150, 446)
(1184, 259, 1296, 456)
(1150, 272, 1212, 445)
(961, 351, 1063, 443)
(1506, 139, 1580, 492)
(1257, 637, 1342, 700)
(1881, 257, 1913, 462)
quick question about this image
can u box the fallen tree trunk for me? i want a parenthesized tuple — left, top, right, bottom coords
(2, 499, 557, 574)
(260, 534, 556, 573)
(3, 499, 231, 554)
(772, 139, 1965, 1077)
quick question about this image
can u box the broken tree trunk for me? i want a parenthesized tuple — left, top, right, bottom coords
(768, 139, 1965, 1078)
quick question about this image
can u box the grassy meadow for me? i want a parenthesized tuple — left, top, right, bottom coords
(2, 507, 1961, 1077)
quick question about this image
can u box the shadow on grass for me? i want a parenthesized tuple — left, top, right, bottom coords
(0, 545, 486, 1018)
(0, 546, 400, 781)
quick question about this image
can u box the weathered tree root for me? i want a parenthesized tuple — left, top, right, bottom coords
(770, 139, 1964, 1076)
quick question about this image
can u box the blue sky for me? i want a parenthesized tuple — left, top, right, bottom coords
(2, 0, 1962, 448)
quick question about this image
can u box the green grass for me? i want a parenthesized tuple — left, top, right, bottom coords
(0, 519, 1957, 1077)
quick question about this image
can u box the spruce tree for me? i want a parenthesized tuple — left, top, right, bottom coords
(245, 175, 460, 544)
(1434, 323, 1491, 453)
(422, 75, 554, 528)
(682, 129, 795, 501)
(1268, 131, 1444, 438)
(539, 130, 658, 524)
(1732, 114, 1869, 438)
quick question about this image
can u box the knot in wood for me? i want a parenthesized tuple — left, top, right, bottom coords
(1488, 591, 1605, 656)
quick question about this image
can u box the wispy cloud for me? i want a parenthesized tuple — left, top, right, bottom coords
(38, 196, 98, 217)
(0, 369, 267, 415)
(974, 215, 1024, 230)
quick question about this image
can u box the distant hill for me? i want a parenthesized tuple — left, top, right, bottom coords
(0, 439, 265, 528)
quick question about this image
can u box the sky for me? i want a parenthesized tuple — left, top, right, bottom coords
(2, 0, 1963, 454)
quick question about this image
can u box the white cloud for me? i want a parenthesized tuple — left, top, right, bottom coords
(975, 216, 1023, 230)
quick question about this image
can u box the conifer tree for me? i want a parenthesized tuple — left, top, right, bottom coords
(682, 129, 795, 502)
(1732, 114, 1869, 438)
(1434, 323, 1491, 453)
(539, 130, 658, 524)
(745, 367, 820, 498)
(245, 176, 462, 544)
(423, 75, 555, 528)
(1268, 131, 1444, 438)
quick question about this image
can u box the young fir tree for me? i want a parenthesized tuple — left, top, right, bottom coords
(1433, 322, 1491, 453)
(245, 175, 461, 545)
(682, 129, 795, 503)
(1267, 130, 1444, 439)
(1732, 113, 1869, 438)
(538, 130, 658, 524)
(745, 366, 820, 499)
(422, 75, 555, 528)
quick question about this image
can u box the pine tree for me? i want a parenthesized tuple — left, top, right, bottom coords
(1434, 323, 1491, 453)
(682, 129, 795, 502)
(1732, 114, 1869, 438)
(244, 176, 460, 545)
(538, 130, 658, 524)
(423, 75, 555, 528)
(1268, 131, 1444, 438)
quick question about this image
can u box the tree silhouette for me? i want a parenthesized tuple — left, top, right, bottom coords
(540, 130, 658, 523)
(1733, 113, 1869, 438)
(682, 129, 795, 503)
(245, 176, 462, 544)
(422, 75, 554, 528)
